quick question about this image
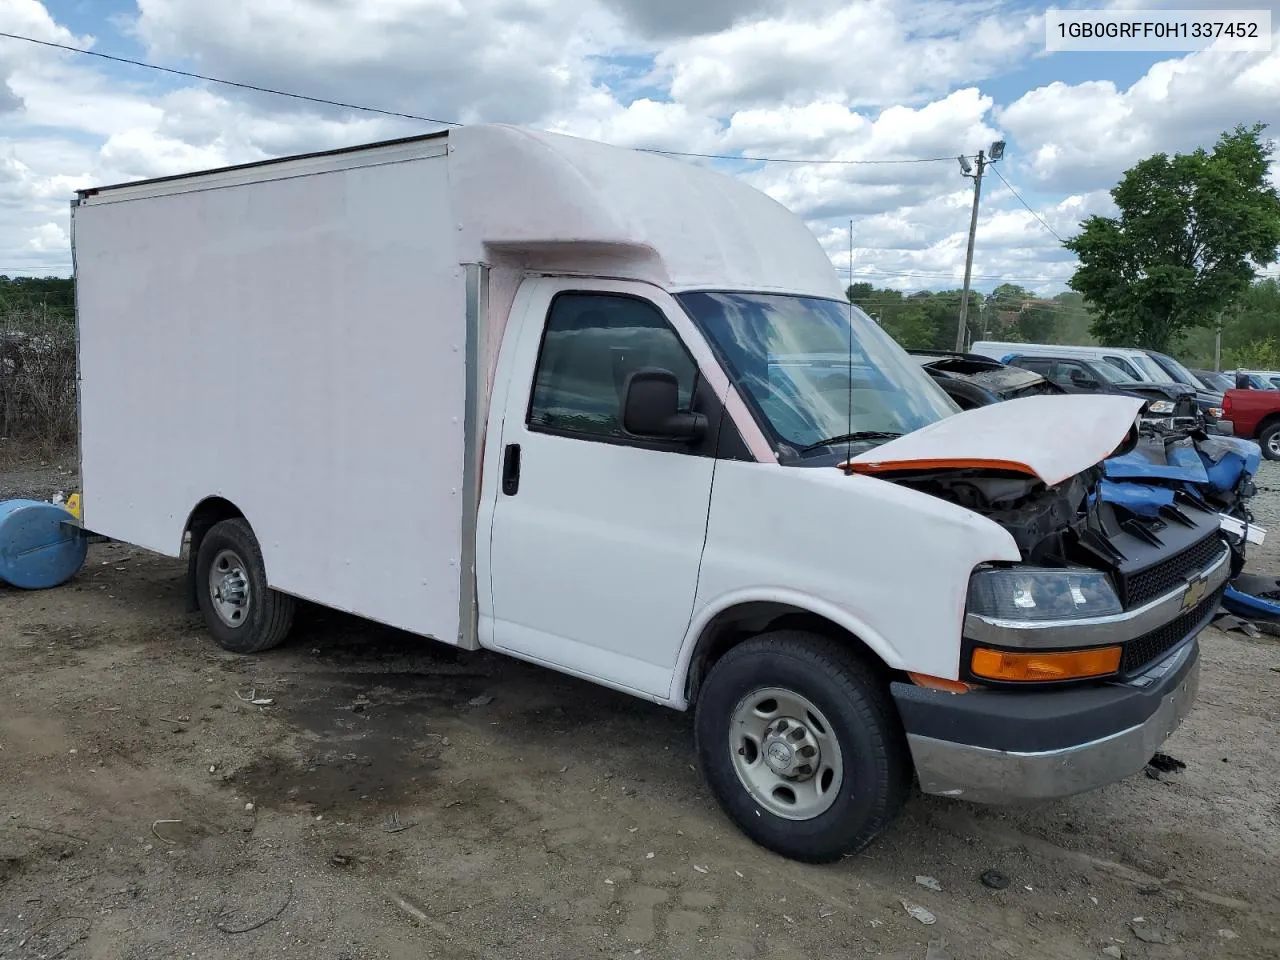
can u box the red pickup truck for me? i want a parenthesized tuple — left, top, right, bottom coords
(1223, 388, 1280, 459)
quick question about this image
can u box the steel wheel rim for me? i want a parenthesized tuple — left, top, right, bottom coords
(208, 548, 251, 628)
(728, 686, 844, 820)
(1269, 434, 1280, 457)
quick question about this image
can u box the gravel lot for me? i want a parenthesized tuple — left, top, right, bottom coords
(1, 449, 1279, 960)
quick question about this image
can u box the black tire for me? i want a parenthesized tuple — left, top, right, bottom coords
(694, 630, 911, 864)
(1260, 422, 1280, 461)
(194, 518, 295, 654)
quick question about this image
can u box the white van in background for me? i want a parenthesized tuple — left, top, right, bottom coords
(969, 341, 1169, 384)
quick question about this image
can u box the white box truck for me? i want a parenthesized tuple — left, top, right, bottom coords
(70, 124, 1225, 863)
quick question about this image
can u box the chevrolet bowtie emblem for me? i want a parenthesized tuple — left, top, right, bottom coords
(1182, 574, 1209, 612)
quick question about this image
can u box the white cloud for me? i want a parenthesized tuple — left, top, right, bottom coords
(595, 0, 777, 39)
(1001, 33, 1280, 192)
(738, 89, 1003, 220)
(0, 0, 1274, 299)
(0, 0, 88, 118)
(658, 0, 1042, 113)
(25, 220, 64, 251)
(132, 0, 626, 126)
(544, 91, 723, 152)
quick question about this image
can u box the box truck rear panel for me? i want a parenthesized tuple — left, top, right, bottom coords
(73, 137, 470, 643)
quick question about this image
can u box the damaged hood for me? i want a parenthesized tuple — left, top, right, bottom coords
(843, 394, 1145, 486)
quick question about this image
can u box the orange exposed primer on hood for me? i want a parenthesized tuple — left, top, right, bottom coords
(846, 457, 1039, 477)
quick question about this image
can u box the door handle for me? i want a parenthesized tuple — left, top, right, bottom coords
(502, 443, 521, 496)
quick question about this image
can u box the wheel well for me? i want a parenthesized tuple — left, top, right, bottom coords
(1256, 413, 1280, 439)
(683, 602, 901, 706)
(182, 497, 247, 612)
(185, 497, 245, 542)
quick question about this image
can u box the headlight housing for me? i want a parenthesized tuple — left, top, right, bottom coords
(1146, 400, 1176, 415)
(1207, 406, 1224, 419)
(967, 567, 1123, 621)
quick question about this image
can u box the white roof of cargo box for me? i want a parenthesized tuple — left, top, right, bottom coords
(75, 124, 845, 300)
(448, 125, 845, 298)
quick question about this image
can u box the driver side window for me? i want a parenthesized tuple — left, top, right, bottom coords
(1060, 362, 1093, 386)
(527, 292, 698, 442)
(1103, 356, 1139, 379)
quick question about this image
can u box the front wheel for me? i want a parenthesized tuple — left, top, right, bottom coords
(1260, 422, 1280, 461)
(194, 518, 296, 654)
(693, 630, 911, 863)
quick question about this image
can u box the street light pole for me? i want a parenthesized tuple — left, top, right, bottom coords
(954, 140, 1005, 352)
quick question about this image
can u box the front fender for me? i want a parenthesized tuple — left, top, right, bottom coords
(674, 461, 1021, 701)
(669, 585, 908, 709)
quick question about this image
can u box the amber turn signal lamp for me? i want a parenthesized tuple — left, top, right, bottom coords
(907, 672, 974, 693)
(970, 646, 1121, 682)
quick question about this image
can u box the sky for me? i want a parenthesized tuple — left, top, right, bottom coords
(1, 0, 1279, 295)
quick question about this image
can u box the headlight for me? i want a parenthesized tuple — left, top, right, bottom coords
(1146, 400, 1176, 415)
(1207, 407, 1224, 419)
(967, 567, 1123, 621)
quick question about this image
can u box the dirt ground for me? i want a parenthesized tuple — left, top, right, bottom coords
(2, 448, 1280, 960)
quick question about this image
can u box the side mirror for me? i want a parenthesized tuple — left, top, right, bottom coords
(622, 368, 707, 441)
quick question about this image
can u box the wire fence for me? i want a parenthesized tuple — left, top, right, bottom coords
(0, 307, 77, 445)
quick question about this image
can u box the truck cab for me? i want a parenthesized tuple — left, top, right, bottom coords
(70, 124, 1226, 864)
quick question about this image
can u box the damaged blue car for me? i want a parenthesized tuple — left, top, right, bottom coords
(915, 350, 1271, 624)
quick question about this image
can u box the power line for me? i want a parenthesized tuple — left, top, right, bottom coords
(642, 147, 959, 165)
(840, 266, 1074, 283)
(989, 165, 1067, 243)
(0, 31, 460, 126)
(1, 30, 968, 167)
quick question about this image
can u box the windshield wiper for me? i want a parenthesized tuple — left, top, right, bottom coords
(800, 431, 903, 453)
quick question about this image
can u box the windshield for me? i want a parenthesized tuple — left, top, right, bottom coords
(1090, 360, 1131, 385)
(677, 291, 960, 458)
(1154, 353, 1205, 390)
(1128, 354, 1170, 382)
(1198, 371, 1233, 392)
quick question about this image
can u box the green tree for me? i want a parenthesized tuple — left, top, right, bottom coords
(1225, 338, 1280, 369)
(907, 289, 979, 350)
(879, 306, 935, 348)
(1226, 277, 1280, 345)
(0, 276, 75, 324)
(1017, 302, 1057, 342)
(981, 283, 1032, 340)
(1066, 123, 1280, 351)
(985, 283, 1033, 312)
(1048, 291, 1098, 345)
(1173, 277, 1280, 367)
(847, 283, 945, 348)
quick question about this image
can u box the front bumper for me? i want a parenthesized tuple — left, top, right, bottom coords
(1139, 414, 1199, 433)
(892, 633, 1202, 803)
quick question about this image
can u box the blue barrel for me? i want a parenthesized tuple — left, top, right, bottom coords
(0, 499, 89, 590)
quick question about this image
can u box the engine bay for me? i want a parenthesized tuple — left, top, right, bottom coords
(884, 467, 1094, 563)
(878, 462, 1228, 612)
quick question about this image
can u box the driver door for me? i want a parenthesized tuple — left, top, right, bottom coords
(481, 278, 726, 700)
(1057, 361, 1102, 394)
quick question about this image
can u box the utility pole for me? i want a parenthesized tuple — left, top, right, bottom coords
(954, 140, 1005, 352)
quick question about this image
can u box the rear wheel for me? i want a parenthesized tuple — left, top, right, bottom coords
(693, 630, 911, 863)
(195, 518, 295, 654)
(1260, 422, 1280, 461)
